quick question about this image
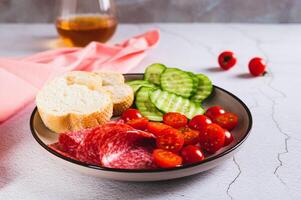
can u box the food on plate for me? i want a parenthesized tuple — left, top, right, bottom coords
(126, 64, 213, 120)
(39, 64, 240, 170)
(152, 149, 182, 168)
(248, 57, 267, 76)
(102, 84, 134, 116)
(180, 145, 204, 164)
(218, 51, 237, 70)
(36, 71, 133, 133)
(163, 112, 188, 129)
(36, 71, 113, 133)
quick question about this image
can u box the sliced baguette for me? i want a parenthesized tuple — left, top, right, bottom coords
(36, 71, 113, 133)
(94, 71, 125, 85)
(103, 84, 134, 116)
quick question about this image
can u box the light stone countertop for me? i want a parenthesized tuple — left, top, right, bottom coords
(0, 23, 301, 200)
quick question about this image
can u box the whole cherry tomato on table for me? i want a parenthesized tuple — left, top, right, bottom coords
(214, 112, 238, 131)
(224, 130, 234, 146)
(121, 109, 142, 122)
(163, 112, 188, 128)
(153, 149, 183, 168)
(147, 122, 171, 137)
(248, 57, 267, 76)
(178, 127, 200, 145)
(126, 117, 149, 130)
(205, 106, 225, 120)
(218, 51, 237, 70)
(156, 128, 184, 153)
(188, 115, 212, 132)
(199, 123, 225, 154)
(181, 145, 205, 164)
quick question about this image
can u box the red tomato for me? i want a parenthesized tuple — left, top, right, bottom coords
(147, 122, 171, 137)
(121, 109, 142, 122)
(153, 149, 183, 168)
(126, 117, 149, 130)
(205, 106, 225, 120)
(156, 128, 184, 153)
(188, 115, 212, 132)
(218, 51, 237, 70)
(248, 57, 267, 76)
(199, 123, 225, 154)
(214, 112, 238, 131)
(163, 112, 188, 128)
(181, 145, 205, 164)
(224, 130, 234, 146)
(179, 127, 200, 145)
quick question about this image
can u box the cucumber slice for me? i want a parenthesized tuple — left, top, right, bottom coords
(150, 89, 204, 119)
(190, 74, 213, 102)
(126, 80, 157, 94)
(135, 87, 163, 121)
(144, 63, 166, 85)
(186, 72, 199, 95)
(160, 68, 195, 98)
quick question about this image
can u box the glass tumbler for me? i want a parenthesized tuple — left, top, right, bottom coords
(56, 0, 118, 47)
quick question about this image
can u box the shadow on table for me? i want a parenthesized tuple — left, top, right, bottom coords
(202, 66, 224, 73)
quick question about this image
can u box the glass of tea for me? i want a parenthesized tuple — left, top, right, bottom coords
(56, 0, 118, 47)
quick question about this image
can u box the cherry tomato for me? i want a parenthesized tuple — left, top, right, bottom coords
(199, 123, 225, 154)
(147, 122, 171, 137)
(179, 127, 200, 145)
(126, 117, 149, 130)
(224, 130, 234, 146)
(156, 128, 184, 153)
(218, 51, 237, 70)
(121, 109, 142, 122)
(188, 115, 212, 132)
(153, 149, 183, 168)
(205, 106, 225, 120)
(163, 112, 188, 128)
(181, 145, 205, 164)
(248, 57, 267, 76)
(214, 112, 238, 131)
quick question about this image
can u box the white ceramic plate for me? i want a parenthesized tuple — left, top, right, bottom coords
(30, 73, 252, 182)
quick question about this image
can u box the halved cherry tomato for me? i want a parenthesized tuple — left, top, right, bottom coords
(224, 130, 234, 146)
(156, 128, 184, 153)
(181, 145, 204, 164)
(126, 117, 149, 130)
(248, 57, 266, 76)
(179, 127, 200, 145)
(163, 112, 188, 128)
(147, 122, 171, 137)
(218, 51, 237, 70)
(199, 123, 225, 154)
(188, 115, 212, 132)
(121, 109, 142, 122)
(205, 106, 225, 120)
(153, 149, 182, 168)
(214, 112, 238, 131)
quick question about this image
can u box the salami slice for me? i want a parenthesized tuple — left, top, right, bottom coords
(48, 143, 76, 160)
(58, 128, 92, 156)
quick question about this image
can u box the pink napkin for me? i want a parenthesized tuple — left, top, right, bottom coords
(0, 30, 160, 123)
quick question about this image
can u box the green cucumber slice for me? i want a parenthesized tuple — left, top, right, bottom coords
(190, 74, 213, 102)
(135, 87, 163, 121)
(150, 89, 204, 119)
(144, 63, 166, 85)
(186, 71, 199, 95)
(160, 68, 195, 98)
(126, 80, 157, 94)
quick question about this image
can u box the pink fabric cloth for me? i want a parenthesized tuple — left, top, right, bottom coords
(0, 30, 160, 123)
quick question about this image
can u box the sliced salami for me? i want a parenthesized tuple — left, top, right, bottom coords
(48, 143, 76, 160)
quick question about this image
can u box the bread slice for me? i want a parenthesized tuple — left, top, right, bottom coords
(94, 71, 125, 85)
(36, 71, 113, 133)
(103, 84, 134, 116)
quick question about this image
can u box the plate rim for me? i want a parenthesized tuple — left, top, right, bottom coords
(30, 73, 253, 173)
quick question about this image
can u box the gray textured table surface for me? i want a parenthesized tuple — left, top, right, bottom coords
(0, 23, 301, 200)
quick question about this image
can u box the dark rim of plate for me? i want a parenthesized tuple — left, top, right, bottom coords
(30, 73, 253, 173)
